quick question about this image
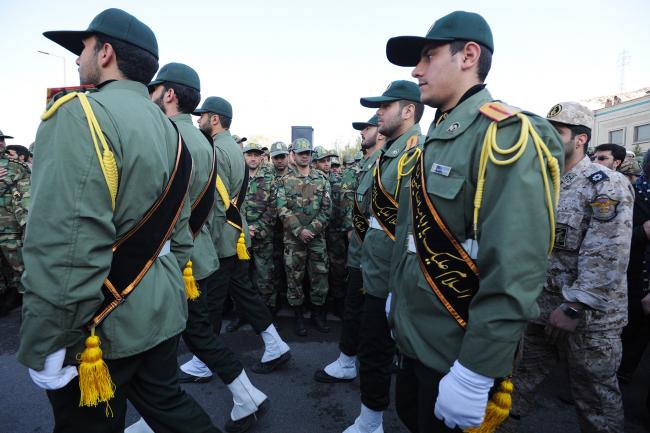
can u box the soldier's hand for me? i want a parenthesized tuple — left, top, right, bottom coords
(643, 220, 650, 240)
(545, 306, 579, 343)
(249, 225, 255, 238)
(641, 293, 650, 315)
(298, 229, 315, 243)
(0, 167, 7, 180)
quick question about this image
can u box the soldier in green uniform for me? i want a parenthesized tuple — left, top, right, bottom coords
(242, 142, 278, 312)
(314, 115, 384, 385)
(342, 80, 425, 433)
(313, 146, 351, 317)
(124, 63, 267, 433)
(269, 141, 292, 309)
(277, 138, 332, 336)
(330, 153, 342, 175)
(384, 11, 564, 432)
(0, 128, 30, 317)
(191, 96, 291, 375)
(17, 9, 221, 432)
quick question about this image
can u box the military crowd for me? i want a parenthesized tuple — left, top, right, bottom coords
(4, 6, 650, 433)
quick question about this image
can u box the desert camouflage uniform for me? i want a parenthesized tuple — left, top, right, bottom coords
(243, 164, 278, 308)
(276, 168, 331, 307)
(503, 157, 633, 433)
(0, 155, 30, 307)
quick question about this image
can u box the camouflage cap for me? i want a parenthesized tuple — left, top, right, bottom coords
(312, 146, 330, 161)
(331, 156, 341, 166)
(232, 135, 247, 145)
(0, 129, 13, 139)
(292, 138, 312, 154)
(270, 141, 289, 157)
(343, 155, 355, 164)
(546, 102, 594, 130)
(354, 151, 363, 161)
(619, 153, 642, 176)
(242, 142, 264, 153)
(327, 149, 339, 158)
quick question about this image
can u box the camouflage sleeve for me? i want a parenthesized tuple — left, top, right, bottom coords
(562, 176, 634, 311)
(276, 178, 303, 237)
(11, 166, 31, 229)
(255, 175, 277, 240)
(306, 178, 331, 235)
(340, 170, 357, 232)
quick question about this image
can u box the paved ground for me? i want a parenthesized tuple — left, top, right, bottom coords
(0, 307, 648, 432)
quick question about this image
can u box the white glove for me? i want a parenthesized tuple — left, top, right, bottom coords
(29, 348, 78, 390)
(434, 360, 494, 430)
(385, 292, 392, 320)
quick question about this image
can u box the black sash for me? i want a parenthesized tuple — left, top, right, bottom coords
(225, 163, 250, 231)
(370, 152, 399, 241)
(352, 195, 369, 242)
(189, 132, 217, 238)
(91, 124, 193, 327)
(410, 152, 479, 328)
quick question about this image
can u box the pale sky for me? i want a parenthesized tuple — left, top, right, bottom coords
(1, 0, 649, 151)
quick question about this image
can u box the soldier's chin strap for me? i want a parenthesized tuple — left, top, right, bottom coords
(474, 113, 561, 254)
(42, 92, 119, 210)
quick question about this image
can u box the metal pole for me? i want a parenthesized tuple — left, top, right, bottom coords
(37, 50, 67, 86)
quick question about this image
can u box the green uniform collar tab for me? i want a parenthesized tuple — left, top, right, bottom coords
(44, 8, 159, 59)
(386, 11, 493, 67)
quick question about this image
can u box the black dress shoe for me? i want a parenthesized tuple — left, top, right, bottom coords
(313, 369, 355, 383)
(224, 400, 269, 433)
(250, 351, 291, 374)
(226, 316, 248, 333)
(178, 370, 213, 384)
(311, 307, 330, 333)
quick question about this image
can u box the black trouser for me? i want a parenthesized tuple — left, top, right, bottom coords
(395, 355, 462, 433)
(182, 274, 244, 384)
(619, 295, 650, 377)
(339, 267, 364, 356)
(358, 293, 396, 411)
(206, 255, 273, 336)
(47, 335, 220, 433)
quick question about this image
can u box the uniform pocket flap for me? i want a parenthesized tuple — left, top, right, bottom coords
(426, 175, 465, 200)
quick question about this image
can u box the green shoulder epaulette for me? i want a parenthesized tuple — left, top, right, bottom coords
(479, 101, 522, 122)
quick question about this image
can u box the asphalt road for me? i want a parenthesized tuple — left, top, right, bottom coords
(1, 307, 648, 433)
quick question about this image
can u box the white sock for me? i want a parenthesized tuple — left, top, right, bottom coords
(358, 404, 383, 432)
(260, 324, 290, 363)
(180, 355, 213, 378)
(227, 370, 268, 421)
(324, 352, 357, 379)
(124, 418, 154, 433)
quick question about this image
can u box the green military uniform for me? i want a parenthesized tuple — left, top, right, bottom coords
(242, 143, 278, 308)
(18, 9, 220, 433)
(276, 139, 332, 312)
(0, 153, 30, 315)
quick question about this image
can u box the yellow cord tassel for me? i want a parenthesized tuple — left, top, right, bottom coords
(465, 379, 514, 433)
(236, 232, 250, 260)
(78, 327, 115, 408)
(183, 261, 201, 300)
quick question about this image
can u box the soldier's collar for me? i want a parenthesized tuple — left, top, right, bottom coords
(426, 87, 492, 141)
(382, 123, 422, 159)
(433, 84, 486, 127)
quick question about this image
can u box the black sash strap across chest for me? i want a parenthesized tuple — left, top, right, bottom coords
(410, 152, 479, 328)
(352, 194, 369, 242)
(370, 153, 398, 241)
(91, 125, 193, 328)
(225, 164, 250, 231)
(189, 133, 217, 238)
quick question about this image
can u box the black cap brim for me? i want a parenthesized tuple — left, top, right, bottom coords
(359, 96, 399, 108)
(147, 79, 163, 90)
(386, 35, 452, 67)
(352, 122, 372, 130)
(192, 109, 208, 116)
(43, 30, 92, 56)
(0, 135, 14, 139)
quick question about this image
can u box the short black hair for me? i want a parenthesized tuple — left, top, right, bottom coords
(162, 82, 201, 114)
(399, 99, 425, 123)
(449, 40, 492, 82)
(94, 34, 159, 85)
(218, 114, 232, 129)
(6, 145, 30, 160)
(595, 142, 626, 162)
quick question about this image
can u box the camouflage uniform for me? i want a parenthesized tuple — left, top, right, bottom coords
(0, 155, 30, 310)
(326, 169, 354, 301)
(243, 162, 278, 308)
(276, 158, 332, 307)
(503, 156, 633, 433)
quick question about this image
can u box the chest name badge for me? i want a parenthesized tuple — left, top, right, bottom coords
(590, 194, 619, 221)
(561, 172, 577, 185)
(431, 163, 451, 177)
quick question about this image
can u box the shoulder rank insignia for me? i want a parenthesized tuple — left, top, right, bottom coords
(479, 101, 522, 122)
(590, 194, 619, 221)
(406, 135, 419, 150)
(587, 170, 609, 185)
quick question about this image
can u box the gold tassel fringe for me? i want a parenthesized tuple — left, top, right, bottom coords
(465, 379, 514, 433)
(78, 328, 115, 408)
(183, 261, 201, 300)
(236, 232, 250, 260)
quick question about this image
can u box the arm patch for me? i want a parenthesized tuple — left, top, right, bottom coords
(587, 171, 609, 185)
